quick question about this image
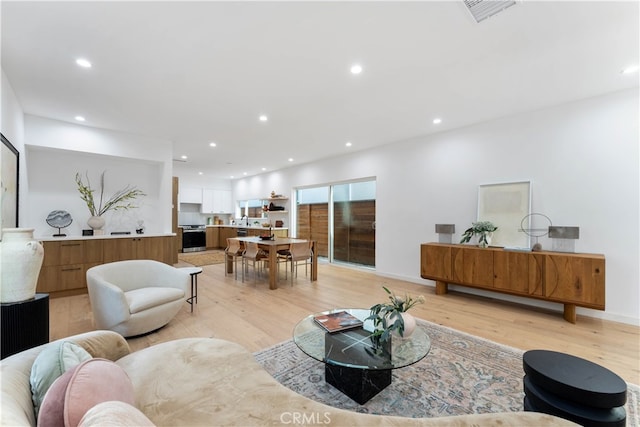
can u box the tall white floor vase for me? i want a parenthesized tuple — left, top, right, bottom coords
(0, 228, 45, 303)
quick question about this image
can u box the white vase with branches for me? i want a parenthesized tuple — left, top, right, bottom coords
(75, 171, 145, 231)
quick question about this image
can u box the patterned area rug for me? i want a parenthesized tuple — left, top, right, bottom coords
(178, 250, 226, 266)
(254, 320, 639, 424)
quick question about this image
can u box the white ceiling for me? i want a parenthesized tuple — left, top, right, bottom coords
(2, 1, 638, 179)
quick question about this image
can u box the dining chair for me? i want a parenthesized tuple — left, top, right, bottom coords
(277, 241, 312, 285)
(242, 241, 267, 284)
(224, 238, 242, 280)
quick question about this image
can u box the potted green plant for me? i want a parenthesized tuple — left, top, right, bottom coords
(367, 286, 425, 341)
(460, 221, 497, 248)
(75, 171, 146, 231)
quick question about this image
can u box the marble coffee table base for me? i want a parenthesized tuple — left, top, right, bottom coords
(325, 363, 391, 404)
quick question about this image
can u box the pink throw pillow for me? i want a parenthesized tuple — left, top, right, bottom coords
(37, 358, 135, 427)
(38, 365, 78, 427)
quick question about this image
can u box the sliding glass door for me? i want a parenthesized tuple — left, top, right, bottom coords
(332, 181, 376, 267)
(296, 179, 376, 268)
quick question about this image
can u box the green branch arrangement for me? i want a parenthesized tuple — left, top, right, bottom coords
(75, 171, 146, 217)
(460, 221, 498, 246)
(366, 286, 425, 341)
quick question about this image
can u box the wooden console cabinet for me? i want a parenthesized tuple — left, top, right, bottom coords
(37, 235, 175, 298)
(218, 227, 238, 248)
(420, 243, 605, 323)
(206, 227, 220, 249)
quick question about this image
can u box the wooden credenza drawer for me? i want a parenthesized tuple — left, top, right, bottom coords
(36, 236, 174, 297)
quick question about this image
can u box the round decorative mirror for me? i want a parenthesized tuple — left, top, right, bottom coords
(46, 210, 73, 237)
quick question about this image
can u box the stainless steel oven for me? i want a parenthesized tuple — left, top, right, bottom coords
(181, 225, 206, 252)
(237, 228, 248, 237)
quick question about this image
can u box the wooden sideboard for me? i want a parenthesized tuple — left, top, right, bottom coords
(37, 235, 175, 298)
(420, 243, 605, 323)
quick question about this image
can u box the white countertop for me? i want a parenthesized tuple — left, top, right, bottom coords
(179, 225, 288, 230)
(36, 232, 176, 242)
(220, 225, 288, 230)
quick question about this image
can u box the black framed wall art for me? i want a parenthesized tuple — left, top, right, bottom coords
(1, 133, 19, 232)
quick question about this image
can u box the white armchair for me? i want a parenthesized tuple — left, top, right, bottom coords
(86, 260, 189, 337)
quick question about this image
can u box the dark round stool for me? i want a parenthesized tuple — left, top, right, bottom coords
(523, 350, 627, 427)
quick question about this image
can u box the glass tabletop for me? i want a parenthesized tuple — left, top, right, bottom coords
(293, 308, 431, 370)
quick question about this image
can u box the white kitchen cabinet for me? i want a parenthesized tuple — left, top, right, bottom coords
(216, 190, 232, 213)
(201, 189, 232, 214)
(179, 187, 203, 204)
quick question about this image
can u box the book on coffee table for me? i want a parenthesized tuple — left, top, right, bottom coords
(314, 311, 363, 333)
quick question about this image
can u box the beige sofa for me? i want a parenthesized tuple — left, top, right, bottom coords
(1, 330, 576, 426)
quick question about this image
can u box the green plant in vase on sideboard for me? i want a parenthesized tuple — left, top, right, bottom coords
(460, 220, 498, 248)
(75, 171, 146, 231)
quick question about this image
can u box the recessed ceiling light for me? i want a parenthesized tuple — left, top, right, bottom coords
(243, 172, 248, 176)
(433, 118, 442, 124)
(74, 116, 85, 122)
(181, 155, 187, 160)
(76, 58, 92, 68)
(345, 141, 352, 147)
(288, 158, 294, 162)
(209, 142, 217, 147)
(261, 167, 267, 171)
(621, 65, 639, 74)
(198, 172, 203, 175)
(259, 115, 268, 122)
(350, 64, 363, 75)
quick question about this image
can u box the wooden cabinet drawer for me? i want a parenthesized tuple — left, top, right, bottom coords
(451, 246, 493, 287)
(420, 244, 451, 281)
(83, 240, 103, 263)
(493, 251, 543, 296)
(461, 248, 493, 287)
(137, 236, 172, 262)
(37, 264, 84, 292)
(103, 239, 135, 263)
(42, 240, 103, 266)
(42, 241, 84, 266)
(206, 227, 220, 249)
(544, 254, 605, 308)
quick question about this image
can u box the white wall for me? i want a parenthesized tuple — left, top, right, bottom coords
(173, 162, 232, 192)
(233, 89, 639, 325)
(23, 115, 174, 237)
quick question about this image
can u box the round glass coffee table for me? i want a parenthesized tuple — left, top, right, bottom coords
(293, 308, 431, 404)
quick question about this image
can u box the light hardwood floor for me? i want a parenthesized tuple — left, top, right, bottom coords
(49, 260, 640, 385)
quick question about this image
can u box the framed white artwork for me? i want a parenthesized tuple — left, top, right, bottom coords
(477, 181, 531, 248)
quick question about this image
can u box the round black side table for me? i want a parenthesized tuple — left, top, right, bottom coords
(523, 349, 627, 427)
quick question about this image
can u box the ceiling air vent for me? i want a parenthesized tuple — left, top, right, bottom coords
(463, 0, 516, 23)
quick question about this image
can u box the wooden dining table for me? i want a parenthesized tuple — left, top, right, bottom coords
(227, 237, 317, 290)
